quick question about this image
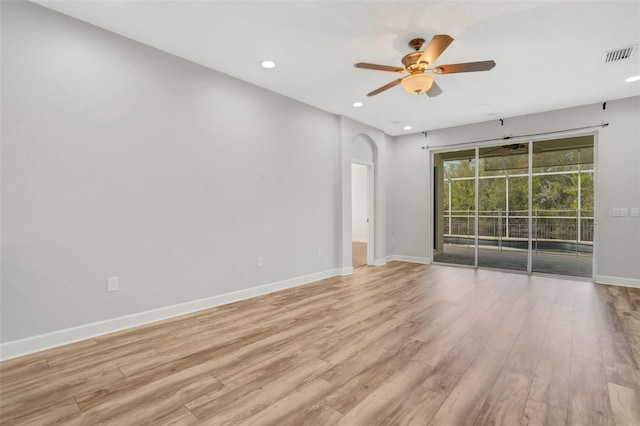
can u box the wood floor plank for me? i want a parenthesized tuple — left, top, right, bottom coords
(336, 360, 433, 425)
(594, 286, 621, 328)
(317, 315, 406, 366)
(93, 375, 219, 426)
(473, 370, 531, 426)
(281, 402, 343, 426)
(607, 382, 640, 426)
(628, 335, 640, 368)
(523, 278, 558, 328)
(502, 322, 547, 377)
(186, 357, 330, 423)
(486, 301, 531, 353)
(599, 329, 640, 390)
(521, 399, 567, 426)
(529, 320, 572, 410)
(322, 339, 425, 415)
(237, 379, 334, 425)
(0, 397, 80, 426)
(0, 367, 126, 420)
(411, 289, 501, 366)
(382, 386, 445, 425)
(74, 352, 239, 411)
(466, 300, 513, 339)
(64, 360, 226, 425)
(606, 287, 634, 312)
(572, 314, 603, 361)
(143, 406, 199, 426)
(568, 355, 614, 426)
(214, 344, 305, 388)
(0, 359, 49, 386)
(421, 332, 487, 396)
(320, 322, 419, 387)
(430, 347, 509, 426)
(0, 263, 638, 426)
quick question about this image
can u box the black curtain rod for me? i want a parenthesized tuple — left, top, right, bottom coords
(421, 122, 609, 150)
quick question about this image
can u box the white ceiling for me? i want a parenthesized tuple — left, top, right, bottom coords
(34, 1, 640, 136)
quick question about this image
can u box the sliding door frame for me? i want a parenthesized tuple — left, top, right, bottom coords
(429, 130, 597, 280)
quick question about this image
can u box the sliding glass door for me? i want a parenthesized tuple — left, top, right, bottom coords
(530, 138, 594, 277)
(477, 146, 529, 271)
(433, 149, 476, 267)
(433, 135, 594, 278)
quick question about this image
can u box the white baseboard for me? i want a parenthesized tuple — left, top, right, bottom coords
(595, 275, 640, 289)
(351, 239, 368, 243)
(0, 268, 341, 361)
(340, 266, 354, 276)
(386, 255, 431, 265)
(374, 258, 387, 266)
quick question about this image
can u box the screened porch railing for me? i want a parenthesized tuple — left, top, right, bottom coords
(444, 209, 594, 244)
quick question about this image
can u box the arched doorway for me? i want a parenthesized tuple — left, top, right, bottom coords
(352, 137, 375, 267)
(339, 117, 386, 275)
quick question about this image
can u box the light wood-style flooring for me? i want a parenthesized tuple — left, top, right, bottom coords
(1, 262, 640, 425)
(352, 242, 367, 268)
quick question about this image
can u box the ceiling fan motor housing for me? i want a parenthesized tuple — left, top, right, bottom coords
(402, 52, 426, 72)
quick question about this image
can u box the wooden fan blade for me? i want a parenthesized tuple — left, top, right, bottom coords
(433, 60, 496, 74)
(426, 81, 442, 98)
(367, 78, 404, 96)
(355, 63, 405, 73)
(417, 34, 454, 66)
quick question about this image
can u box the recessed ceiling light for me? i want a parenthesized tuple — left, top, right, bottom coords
(403, 126, 412, 130)
(353, 102, 363, 107)
(625, 75, 640, 82)
(261, 60, 276, 69)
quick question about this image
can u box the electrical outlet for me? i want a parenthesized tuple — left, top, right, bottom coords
(257, 257, 263, 267)
(317, 248, 323, 257)
(107, 276, 118, 292)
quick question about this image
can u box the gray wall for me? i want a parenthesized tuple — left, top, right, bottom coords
(1, 2, 340, 342)
(390, 96, 640, 282)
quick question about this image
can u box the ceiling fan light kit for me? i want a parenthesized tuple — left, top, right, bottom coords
(401, 73, 434, 94)
(355, 35, 496, 97)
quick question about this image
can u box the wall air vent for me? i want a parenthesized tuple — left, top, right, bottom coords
(603, 45, 636, 64)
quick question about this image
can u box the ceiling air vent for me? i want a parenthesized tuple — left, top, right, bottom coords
(603, 45, 636, 64)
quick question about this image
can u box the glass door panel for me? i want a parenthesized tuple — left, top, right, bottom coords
(477, 146, 529, 271)
(433, 149, 476, 266)
(531, 137, 594, 277)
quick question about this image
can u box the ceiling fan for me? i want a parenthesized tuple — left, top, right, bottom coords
(485, 143, 543, 156)
(355, 35, 495, 97)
